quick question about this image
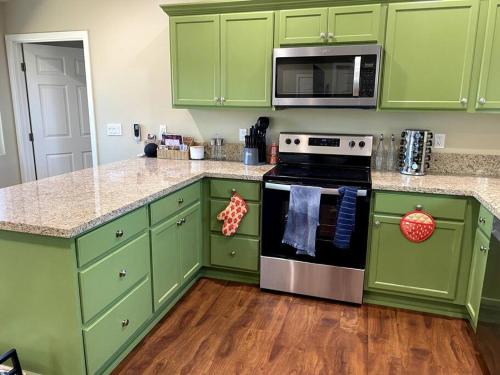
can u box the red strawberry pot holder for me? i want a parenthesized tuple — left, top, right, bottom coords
(216, 193, 249, 237)
(400, 209, 436, 243)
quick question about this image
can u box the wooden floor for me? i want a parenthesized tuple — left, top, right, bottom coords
(113, 278, 483, 375)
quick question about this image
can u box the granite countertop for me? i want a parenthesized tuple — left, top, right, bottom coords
(0, 159, 498, 238)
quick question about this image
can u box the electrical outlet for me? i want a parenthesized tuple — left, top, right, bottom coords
(239, 128, 247, 142)
(159, 124, 167, 136)
(434, 134, 446, 149)
(107, 123, 122, 136)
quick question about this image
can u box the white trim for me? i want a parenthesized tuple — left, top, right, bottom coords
(5, 31, 99, 182)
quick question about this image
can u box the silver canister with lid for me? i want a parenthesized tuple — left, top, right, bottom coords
(398, 129, 433, 176)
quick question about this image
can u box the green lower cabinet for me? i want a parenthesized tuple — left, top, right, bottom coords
(476, 0, 500, 110)
(170, 15, 220, 106)
(151, 215, 181, 311)
(368, 214, 465, 301)
(465, 228, 490, 328)
(381, 0, 479, 109)
(220, 11, 274, 107)
(179, 202, 202, 282)
(210, 234, 260, 271)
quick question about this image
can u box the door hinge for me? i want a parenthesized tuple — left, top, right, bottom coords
(20, 62, 26, 72)
(28, 132, 34, 142)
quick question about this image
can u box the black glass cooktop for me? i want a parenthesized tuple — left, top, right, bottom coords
(264, 164, 371, 186)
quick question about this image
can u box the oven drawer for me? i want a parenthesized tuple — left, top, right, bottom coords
(210, 179, 261, 202)
(374, 192, 467, 221)
(210, 234, 260, 271)
(210, 200, 260, 236)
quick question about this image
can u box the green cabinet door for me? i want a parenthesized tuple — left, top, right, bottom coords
(328, 5, 382, 43)
(278, 8, 328, 45)
(151, 215, 180, 311)
(220, 12, 274, 107)
(466, 228, 490, 329)
(367, 214, 464, 301)
(179, 202, 202, 284)
(381, 0, 479, 109)
(170, 15, 220, 106)
(476, 0, 500, 110)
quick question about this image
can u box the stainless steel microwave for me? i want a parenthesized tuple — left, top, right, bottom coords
(272, 44, 382, 108)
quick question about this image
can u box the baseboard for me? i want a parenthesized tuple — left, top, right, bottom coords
(201, 266, 259, 284)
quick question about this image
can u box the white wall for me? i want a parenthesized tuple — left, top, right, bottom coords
(0, 2, 21, 188)
(3, 0, 500, 169)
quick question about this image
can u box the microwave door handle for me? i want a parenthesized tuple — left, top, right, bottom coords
(265, 182, 368, 197)
(353, 56, 361, 97)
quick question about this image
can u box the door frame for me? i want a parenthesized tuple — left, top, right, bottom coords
(5, 31, 98, 182)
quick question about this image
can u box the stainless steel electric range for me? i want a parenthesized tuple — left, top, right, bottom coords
(260, 132, 373, 304)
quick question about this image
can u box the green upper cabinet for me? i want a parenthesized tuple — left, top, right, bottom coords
(381, 0, 479, 110)
(277, 5, 382, 45)
(170, 15, 220, 106)
(220, 12, 274, 106)
(170, 12, 273, 107)
(327, 5, 382, 43)
(278, 8, 328, 45)
(476, 0, 500, 110)
(368, 214, 465, 301)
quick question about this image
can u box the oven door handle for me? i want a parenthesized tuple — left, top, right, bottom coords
(264, 182, 368, 197)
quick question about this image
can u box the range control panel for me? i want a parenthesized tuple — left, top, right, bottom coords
(279, 133, 373, 157)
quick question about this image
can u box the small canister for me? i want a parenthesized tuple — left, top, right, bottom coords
(269, 142, 278, 165)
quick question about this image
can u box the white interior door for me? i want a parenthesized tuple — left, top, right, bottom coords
(23, 43, 92, 179)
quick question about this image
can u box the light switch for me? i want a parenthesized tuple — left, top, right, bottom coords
(239, 128, 247, 142)
(107, 123, 122, 136)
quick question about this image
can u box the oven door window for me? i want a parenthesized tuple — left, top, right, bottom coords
(261, 185, 369, 269)
(274, 55, 377, 99)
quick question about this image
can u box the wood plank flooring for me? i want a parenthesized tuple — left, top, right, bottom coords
(113, 278, 483, 375)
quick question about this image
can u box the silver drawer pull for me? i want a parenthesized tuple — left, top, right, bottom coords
(180, 218, 186, 224)
(116, 230, 124, 238)
(374, 220, 381, 226)
(178, 197, 184, 204)
(176, 220, 182, 226)
(480, 245, 489, 253)
(479, 217, 486, 224)
(119, 269, 127, 278)
(121, 319, 130, 327)
(415, 204, 423, 211)
(230, 251, 236, 256)
(231, 188, 236, 193)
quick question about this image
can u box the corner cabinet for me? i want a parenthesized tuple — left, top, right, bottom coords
(381, 0, 479, 110)
(170, 12, 274, 107)
(475, 0, 500, 110)
(277, 4, 382, 45)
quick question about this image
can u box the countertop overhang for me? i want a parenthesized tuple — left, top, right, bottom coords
(0, 159, 498, 238)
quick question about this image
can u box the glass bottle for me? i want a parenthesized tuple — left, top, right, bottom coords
(375, 134, 385, 171)
(386, 134, 397, 171)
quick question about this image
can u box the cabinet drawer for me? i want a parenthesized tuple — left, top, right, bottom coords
(368, 215, 464, 301)
(79, 233, 150, 323)
(210, 179, 261, 202)
(211, 234, 259, 271)
(477, 205, 494, 238)
(77, 207, 148, 267)
(150, 181, 201, 226)
(210, 200, 260, 237)
(374, 192, 467, 221)
(83, 277, 152, 375)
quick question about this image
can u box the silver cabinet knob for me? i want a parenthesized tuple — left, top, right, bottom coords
(230, 250, 236, 256)
(176, 220, 182, 226)
(479, 217, 486, 224)
(415, 204, 423, 211)
(327, 32, 334, 39)
(374, 220, 381, 226)
(178, 197, 184, 204)
(121, 319, 130, 327)
(220, 97, 226, 103)
(119, 269, 127, 278)
(459, 97, 468, 105)
(320, 32, 327, 39)
(180, 218, 186, 224)
(214, 97, 220, 103)
(480, 245, 489, 253)
(478, 97, 487, 105)
(231, 188, 236, 193)
(115, 230, 124, 238)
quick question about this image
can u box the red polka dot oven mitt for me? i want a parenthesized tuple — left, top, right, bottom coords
(400, 209, 436, 242)
(217, 193, 248, 237)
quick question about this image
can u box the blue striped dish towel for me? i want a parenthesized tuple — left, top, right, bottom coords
(282, 185, 322, 257)
(333, 186, 358, 249)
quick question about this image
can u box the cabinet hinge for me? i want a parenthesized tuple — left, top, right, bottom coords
(28, 132, 34, 142)
(20, 62, 26, 72)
